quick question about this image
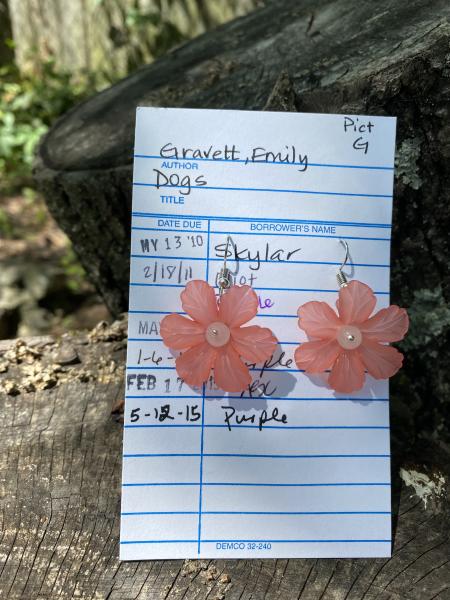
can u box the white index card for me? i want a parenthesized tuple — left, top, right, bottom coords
(120, 107, 397, 560)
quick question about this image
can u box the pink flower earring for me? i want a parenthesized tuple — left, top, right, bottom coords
(160, 236, 278, 392)
(294, 241, 409, 394)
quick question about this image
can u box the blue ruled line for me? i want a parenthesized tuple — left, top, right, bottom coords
(128, 309, 311, 317)
(134, 181, 392, 199)
(202, 538, 392, 543)
(132, 211, 392, 229)
(128, 338, 162, 342)
(124, 453, 202, 457)
(206, 219, 211, 278)
(120, 538, 391, 544)
(122, 511, 197, 515)
(129, 309, 173, 315)
(124, 395, 389, 402)
(123, 482, 198, 487)
(121, 539, 195, 544)
(122, 482, 390, 487)
(124, 424, 201, 428)
(205, 425, 388, 430)
(129, 285, 390, 296)
(126, 366, 308, 372)
(124, 424, 388, 430)
(205, 482, 390, 487)
(130, 254, 390, 268)
(134, 153, 394, 171)
(170, 286, 387, 295)
(196, 222, 210, 554)
(197, 383, 206, 554)
(125, 395, 203, 398)
(128, 309, 295, 317)
(206, 511, 391, 515)
(123, 453, 390, 458)
(127, 338, 299, 345)
(122, 510, 391, 516)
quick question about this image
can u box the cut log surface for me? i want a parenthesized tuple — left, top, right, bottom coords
(0, 325, 449, 600)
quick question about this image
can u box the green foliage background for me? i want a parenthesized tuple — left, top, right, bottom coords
(0, 0, 259, 192)
(0, 62, 94, 191)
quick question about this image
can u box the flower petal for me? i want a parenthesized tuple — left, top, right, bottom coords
(297, 301, 341, 339)
(359, 340, 404, 379)
(336, 280, 377, 325)
(294, 339, 341, 373)
(181, 280, 218, 326)
(175, 341, 216, 387)
(360, 305, 409, 343)
(214, 344, 252, 392)
(230, 325, 278, 363)
(328, 350, 366, 393)
(160, 314, 205, 350)
(218, 285, 258, 327)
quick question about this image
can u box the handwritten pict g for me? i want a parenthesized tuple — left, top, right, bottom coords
(160, 236, 278, 392)
(295, 240, 409, 394)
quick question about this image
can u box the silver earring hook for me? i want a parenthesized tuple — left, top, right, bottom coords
(218, 235, 234, 300)
(336, 240, 349, 288)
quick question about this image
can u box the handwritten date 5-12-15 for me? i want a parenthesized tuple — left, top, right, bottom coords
(128, 403, 288, 431)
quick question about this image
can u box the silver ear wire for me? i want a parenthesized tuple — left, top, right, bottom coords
(218, 235, 234, 299)
(336, 240, 349, 288)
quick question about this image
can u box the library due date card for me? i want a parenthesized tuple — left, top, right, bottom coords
(120, 107, 397, 560)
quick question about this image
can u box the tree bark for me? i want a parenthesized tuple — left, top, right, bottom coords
(0, 328, 449, 599)
(0, 1, 13, 66)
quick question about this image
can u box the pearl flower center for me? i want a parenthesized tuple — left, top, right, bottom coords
(337, 325, 362, 350)
(205, 321, 230, 347)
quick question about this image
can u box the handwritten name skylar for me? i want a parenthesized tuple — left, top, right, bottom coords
(215, 241, 301, 271)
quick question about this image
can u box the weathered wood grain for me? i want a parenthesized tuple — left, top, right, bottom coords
(0, 328, 448, 599)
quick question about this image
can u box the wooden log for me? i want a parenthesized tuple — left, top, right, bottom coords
(34, 0, 450, 484)
(34, 0, 450, 315)
(0, 326, 448, 599)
